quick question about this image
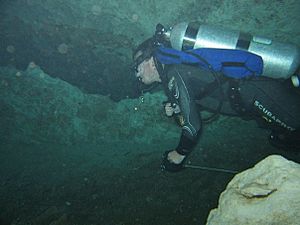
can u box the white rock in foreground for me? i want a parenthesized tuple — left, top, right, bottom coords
(206, 155, 300, 225)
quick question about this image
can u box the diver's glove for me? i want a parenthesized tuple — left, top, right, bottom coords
(161, 150, 186, 172)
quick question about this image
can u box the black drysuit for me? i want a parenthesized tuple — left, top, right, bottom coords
(162, 64, 300, 155)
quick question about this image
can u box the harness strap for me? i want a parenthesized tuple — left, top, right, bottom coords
(227, 80, 248, 116)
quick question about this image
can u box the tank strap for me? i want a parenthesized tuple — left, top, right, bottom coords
(182, 23, 198, 50)
(236, 32, 252, 51)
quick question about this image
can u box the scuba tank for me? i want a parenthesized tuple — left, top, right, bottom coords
(155, 22, 300, 80)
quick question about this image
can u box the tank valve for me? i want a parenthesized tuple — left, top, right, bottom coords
(291, 75, 299, 87)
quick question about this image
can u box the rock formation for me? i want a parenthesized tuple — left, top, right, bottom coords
(206, 155, 300, 225)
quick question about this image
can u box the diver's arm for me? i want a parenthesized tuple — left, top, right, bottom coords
(161, 70, 202, 172)
(174, 70, 202, 156)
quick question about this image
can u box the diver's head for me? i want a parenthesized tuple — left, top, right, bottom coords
(132, 38, 161, 85)
(132, 38, 155, 66)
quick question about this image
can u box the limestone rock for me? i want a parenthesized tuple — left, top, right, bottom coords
(206, 155, 300, 225)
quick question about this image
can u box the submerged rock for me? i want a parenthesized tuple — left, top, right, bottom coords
(206, 155, 300, 225)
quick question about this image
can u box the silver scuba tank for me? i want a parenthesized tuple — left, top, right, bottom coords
(158, 22, 300, 80)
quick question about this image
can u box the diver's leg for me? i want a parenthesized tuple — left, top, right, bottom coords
(239, 79, 300, 151)
(269, 129, 300, 151)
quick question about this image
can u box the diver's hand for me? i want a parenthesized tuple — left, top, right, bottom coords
(167, 150, 186, 163)
(164, 103, 181, 117)
(161, 150, 186, 172)
(165, 103, 174, 117)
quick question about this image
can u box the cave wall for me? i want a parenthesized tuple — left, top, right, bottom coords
(0, 0, 299, 100)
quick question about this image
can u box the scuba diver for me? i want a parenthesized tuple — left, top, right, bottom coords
(132, 22, 300, 172)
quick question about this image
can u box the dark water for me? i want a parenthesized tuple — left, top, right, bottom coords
(1, 115, 298, 225)
(1, 0, 300, 224)
(0, 142, 223, 225)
